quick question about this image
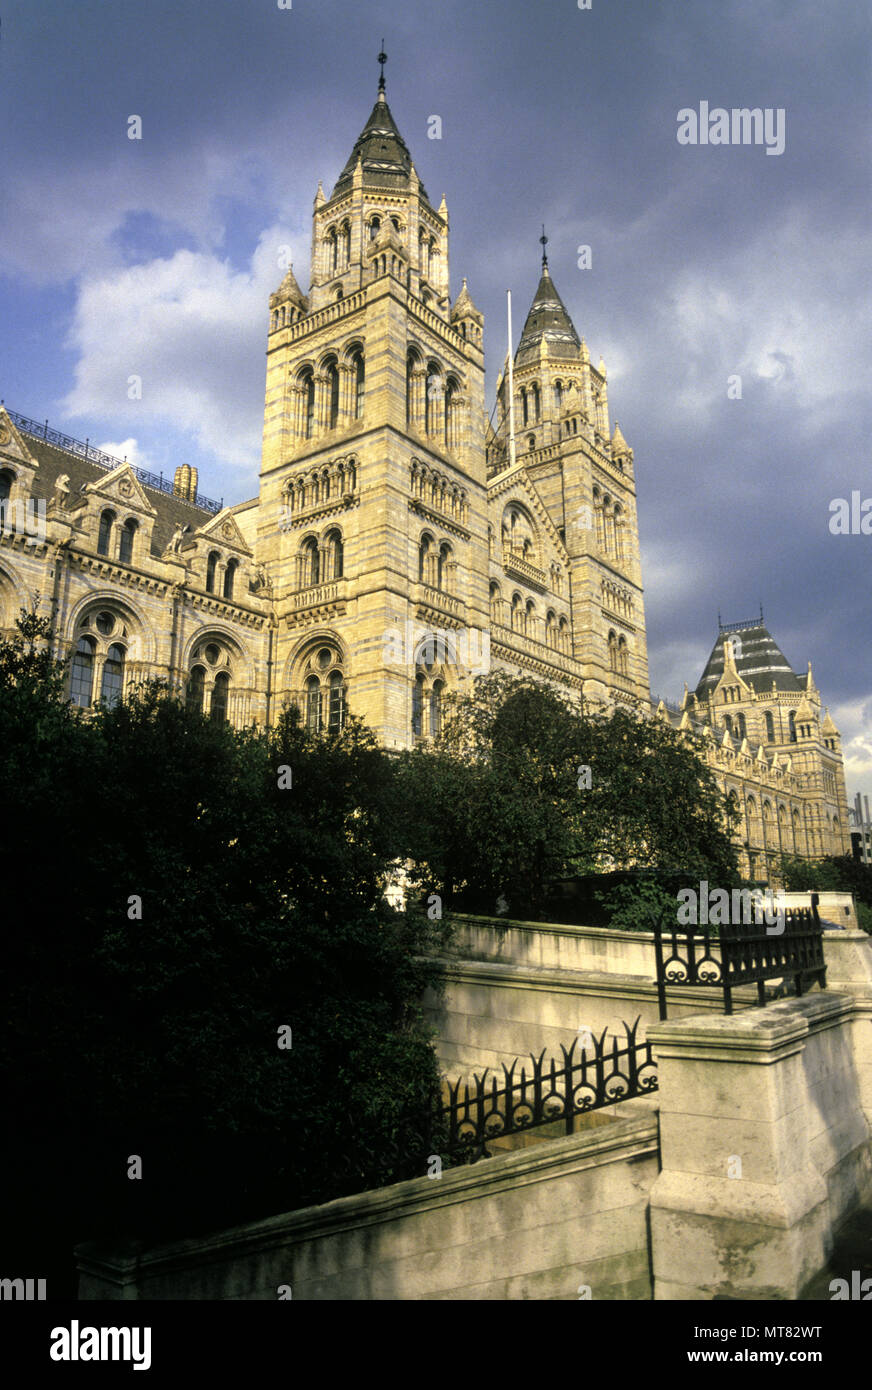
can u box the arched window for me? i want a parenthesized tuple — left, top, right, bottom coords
(223, 559, 238, 600)
(608, 630, 618, 673)
(406, 351, 417, 428)
(531, 382, 540, 422)
(325, 529, 343, 580)
(369, 216, 381, 241)
(618, 636, 629, 676)
(425, 365, 440, 435)
(301, 537, 320, 588)
(444, 379, 457, 449)
(206, 551, 220, 593)
(558, 617, 569, 654)
(412, 674, 424, 736)
(300, 369, 315, 439)
(0, 469, 14, 503)
(100, 643, 125, 707)
(525, 599, 535, 636)
(353, 351, 365, 420)
(118, 519, 137, 565)
(765, 711, 775, 742)
(186, 665, 205, 715)
(490, 583, 501, 625)
(326, 359, 340, 429)
(328, 671, 345, 733)
(736, 712, 746, 739)
(306, 675, 322, 732)
(210, 671, 229, 724)
(789, 711, 797, 743)
(521, 387, 528, 427)
(70, 636, 96, 708)
(97, 510, 115, 557)
(554, 381, 563, 414)
(437, 543, 451, 592)
(430, 680, 444, 737)
(546, 611, 556, 648)
(418, 535, 433, 584)
(511, 594, 523, 632)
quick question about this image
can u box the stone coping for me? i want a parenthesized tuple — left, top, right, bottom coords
(75, 1107, 659, 1285)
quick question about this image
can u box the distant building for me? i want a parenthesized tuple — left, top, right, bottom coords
(655, 616, 851, 879)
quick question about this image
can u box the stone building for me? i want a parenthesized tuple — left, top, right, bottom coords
(0, 69, 850, 870)
(655, 617, 851, 877)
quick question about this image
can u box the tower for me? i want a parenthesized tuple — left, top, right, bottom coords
(488, 238, 650, 706)
(256, 57, 488, 746)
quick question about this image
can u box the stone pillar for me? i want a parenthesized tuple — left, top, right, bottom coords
(647, 994, 860, 1300)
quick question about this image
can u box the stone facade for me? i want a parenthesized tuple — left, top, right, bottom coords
(0, 74, 849, 869)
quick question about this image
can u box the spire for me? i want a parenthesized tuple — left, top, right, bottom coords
(451, 276, 483, 328)
(611, 421, 630, 455)
(330, 60, 429, 201)
(515, 253, 581, 367)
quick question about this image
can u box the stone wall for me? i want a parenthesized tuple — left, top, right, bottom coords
(76, 1107, 659, 1302)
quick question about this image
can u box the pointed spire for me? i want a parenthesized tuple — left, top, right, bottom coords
(438, 193, 448, 220)
(822, 707, 839, 736)
(330, 63, 429, 201)
(516, 252, 581, 367)
(611, 421, 629, 454)
(451, 276, 483, 327)
(598, 355, 607, 377)
(314, 180, 325, 207)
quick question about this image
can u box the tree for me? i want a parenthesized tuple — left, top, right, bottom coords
(396, 673, 739, 919)
(0, 622, 447, 1294)
(780, 853, 872, 934)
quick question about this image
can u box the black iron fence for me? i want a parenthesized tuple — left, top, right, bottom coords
(438, 1017, 657, 1164)
(5, 408, 223, 514)
(652, 894, 826, 1019)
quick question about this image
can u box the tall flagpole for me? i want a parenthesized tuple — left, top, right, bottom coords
(507, 291, 516, 470)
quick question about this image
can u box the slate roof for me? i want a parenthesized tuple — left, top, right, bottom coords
(516, 264, 581, 367)
(21, 432, 214, 558)
(331, 92, 430, 201)
(695, 623, 804, 699)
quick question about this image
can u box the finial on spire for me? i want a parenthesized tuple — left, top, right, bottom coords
(759, 601, 764, 623)
(540, 224, 549, 267)
(378, 41, 387, 94)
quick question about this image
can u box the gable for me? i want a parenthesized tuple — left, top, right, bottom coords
(84, 465, 157, 517)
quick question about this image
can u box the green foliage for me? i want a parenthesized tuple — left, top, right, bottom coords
(397, 672, 739, 918)
(780, 853, 872, 934)
(594, 878, 682, 934)
(0, 616, 445, 1290)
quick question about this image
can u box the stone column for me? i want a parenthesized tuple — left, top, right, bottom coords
(647, 995, 857, 1300)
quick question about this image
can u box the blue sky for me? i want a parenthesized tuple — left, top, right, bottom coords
(1, 0, 870, 804)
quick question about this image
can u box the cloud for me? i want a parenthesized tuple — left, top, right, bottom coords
(830, 694, 872, 801)
(62, 224, 308, 475)
(96, 438, 151, 469)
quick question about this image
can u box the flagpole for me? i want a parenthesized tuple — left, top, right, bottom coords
(507, 291, 516, 470)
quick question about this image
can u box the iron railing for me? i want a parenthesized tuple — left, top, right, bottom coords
(438, 1017, 657, 1163)
(652, 895, 826, 1019)
(5, 408, 223, 513)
